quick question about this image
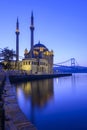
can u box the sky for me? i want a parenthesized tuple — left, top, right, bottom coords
(0, 0, 87, 66)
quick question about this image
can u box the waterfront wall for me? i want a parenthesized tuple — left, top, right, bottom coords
(0, 72, 6, 130)
(9, 73, 72, 83)
(2, 75, 37, 130)
(0, 71, 72, 130)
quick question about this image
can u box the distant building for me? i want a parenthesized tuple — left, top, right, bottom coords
(22, 41, 53, 74)
(21, 12, 53, 74)
(3, 12, 54, 74)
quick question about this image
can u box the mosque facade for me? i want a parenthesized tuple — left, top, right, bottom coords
(5, 13, 54, 74)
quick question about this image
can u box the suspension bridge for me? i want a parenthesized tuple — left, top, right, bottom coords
(54, 58, 79, 67)
(53, 58, 87, 73)
(0, 47, 87, 73)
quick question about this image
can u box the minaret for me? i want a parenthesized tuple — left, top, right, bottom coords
(30, 12, 34, 58)
(15, 18, 20, 61)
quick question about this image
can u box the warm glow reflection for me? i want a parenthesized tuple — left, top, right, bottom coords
(16, 79, 54, 107)
(23, 82, 31, 95)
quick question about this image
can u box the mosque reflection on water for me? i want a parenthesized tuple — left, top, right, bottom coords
(16, 79, 53, 108)
(14, 75, 87, 130)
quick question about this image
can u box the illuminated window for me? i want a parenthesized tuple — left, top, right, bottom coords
(23, 62, 25, 65)
(40, 47, 44, 52)
(29, 61, 30, 65)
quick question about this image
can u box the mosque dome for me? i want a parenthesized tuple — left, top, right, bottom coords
(33, 41, 48, 52)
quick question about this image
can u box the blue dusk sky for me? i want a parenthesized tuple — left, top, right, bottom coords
(0, 0, 87, 66)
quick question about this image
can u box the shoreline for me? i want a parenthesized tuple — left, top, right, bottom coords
(9, 73, 72, 83)
(2, 74, 37, 130)
(0, 73, 6, 130)
(0, 72, 72, 130)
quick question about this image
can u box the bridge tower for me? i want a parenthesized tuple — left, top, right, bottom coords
(71, 58, 75, 66)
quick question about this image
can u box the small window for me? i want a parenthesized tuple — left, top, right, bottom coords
(29, 61, 30, 65)
(23, 62, 25, 65)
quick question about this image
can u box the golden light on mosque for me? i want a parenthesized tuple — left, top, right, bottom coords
(33, 50, 38, 55)
(16, 29, 20, 33)
(40, 47, 44, 52)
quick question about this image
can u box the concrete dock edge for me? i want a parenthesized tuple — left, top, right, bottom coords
(3, 75, 37, 130)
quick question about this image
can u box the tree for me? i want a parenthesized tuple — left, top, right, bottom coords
(1, 47, 16, 69)
(1, 47, 15, 61)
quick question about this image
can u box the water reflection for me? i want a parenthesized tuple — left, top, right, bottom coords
(15, 74, 87, 130)
(16, 79, 53, 107)
(71, 74, 76, 87)
(71, 74, 76, 93)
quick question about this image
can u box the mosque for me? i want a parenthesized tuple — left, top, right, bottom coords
(11, 12, 54, 74)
